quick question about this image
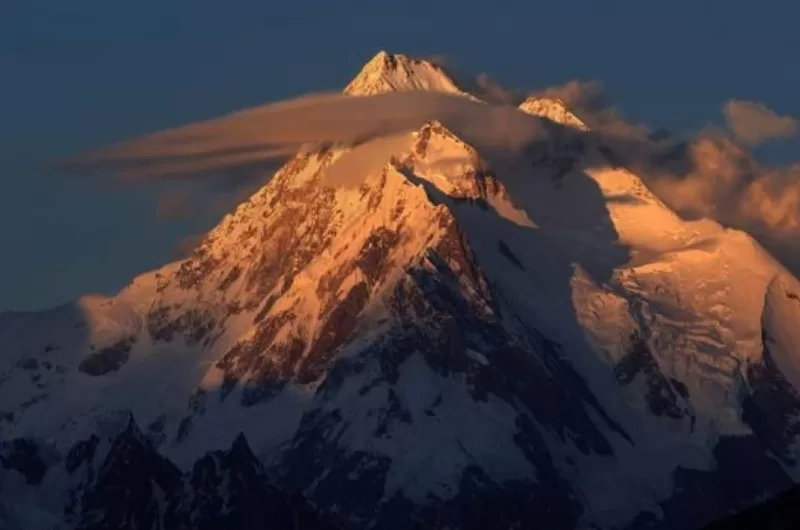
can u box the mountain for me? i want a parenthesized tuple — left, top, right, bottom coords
(3, 51, 800, 529)
(0, 411, 335, 529)
(704, 483, 800, 530)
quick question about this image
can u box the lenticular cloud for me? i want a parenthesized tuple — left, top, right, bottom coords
(58, 90, 550, 182)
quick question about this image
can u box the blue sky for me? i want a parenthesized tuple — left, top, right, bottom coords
(1, 0, 798, 310)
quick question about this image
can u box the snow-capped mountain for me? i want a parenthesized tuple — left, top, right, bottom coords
(3, 51, 800, 529)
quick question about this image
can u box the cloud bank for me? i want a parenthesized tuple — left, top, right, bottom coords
(646, 131, 800, 236)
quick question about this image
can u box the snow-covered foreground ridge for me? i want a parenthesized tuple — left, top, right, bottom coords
(3, 51, 800, 530)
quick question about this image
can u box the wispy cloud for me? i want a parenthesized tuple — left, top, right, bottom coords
(723, 99, 797, 145)
(58, 91, 549, 184)
(426, 55, 523, 106)
(534, 79, 650, 140)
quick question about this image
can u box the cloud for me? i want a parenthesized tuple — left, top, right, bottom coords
(422, 54, 453, 70)
(531, 79, 800, 273)
(534, 79, 650, 141)
(325, 134, 412, 187)
(537, 79, 608, 112)
(58, 91, 550, 183)
(423, 55, 522, 106)
(652, 130, 800, 235)
(641, 128, 800, 272)
(470, 72, 522, 105)
(723, 99, 797, 145)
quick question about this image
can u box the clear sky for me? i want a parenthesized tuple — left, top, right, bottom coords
(1, 0, 799, 311)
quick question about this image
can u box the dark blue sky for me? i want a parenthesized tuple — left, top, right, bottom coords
(2, 0, 798, 310)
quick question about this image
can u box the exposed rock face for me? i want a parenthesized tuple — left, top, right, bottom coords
(78, 336, 137, 376)
(273, 220, 626, 529)
(0, 438, 47, 485)
(0, 416, 335, 530)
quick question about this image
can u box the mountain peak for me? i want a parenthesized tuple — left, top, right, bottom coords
(8, 50, 800, 530)
(518, 96, 589, 131)
(344, 51, 465, 96)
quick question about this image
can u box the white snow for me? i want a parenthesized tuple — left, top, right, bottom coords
(316, 352, 536, 503)
(344, 51, 468, 97)
(762, 275, 800, 392)
(518, 96, 589, 131)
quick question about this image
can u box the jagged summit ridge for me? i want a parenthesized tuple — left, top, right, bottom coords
(344, 50, 467, 96)
(518, 96, 589, 130)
